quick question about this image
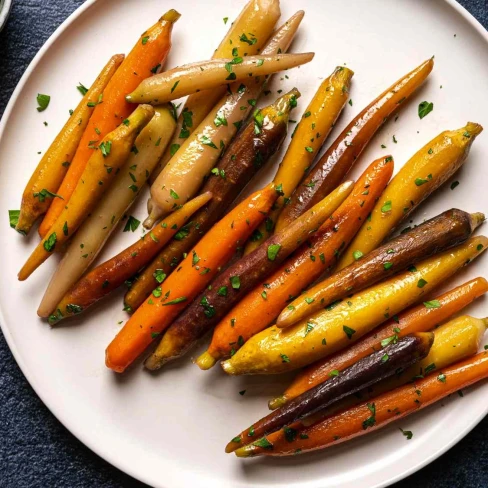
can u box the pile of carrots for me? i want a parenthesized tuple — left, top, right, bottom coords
(11, 0, 488, 459)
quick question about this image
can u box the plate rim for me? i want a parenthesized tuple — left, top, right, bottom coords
(0, 1, 487, 487)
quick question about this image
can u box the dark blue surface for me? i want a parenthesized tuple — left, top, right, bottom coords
(0, 1, 487, 487)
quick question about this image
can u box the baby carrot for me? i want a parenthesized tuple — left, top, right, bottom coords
(337, 122, 483, 270)
(16, 54, 124, 235)
(144, 181, 353, 371)
(270, 277, 488, 408)
(150, 0, 282, 183)
(196, 156, 393, 369)
(222, 236, 487, 375)
(235, 351, 488, 457)
(38, 9, 180, 237)
(127, 53, 314, 104)
(244, 66, 354, 253)
(18, 105, 155, 281)
(275, 58, 434, 231)
(105, 185, 278, 373)
(226, 333, 433, 453)
(278, 209, 484, 329)
(46, 193, 212, 323)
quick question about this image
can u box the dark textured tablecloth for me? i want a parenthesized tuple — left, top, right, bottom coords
(0, 1, 487, 487)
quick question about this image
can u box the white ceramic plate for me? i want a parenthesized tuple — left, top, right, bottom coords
(1, 1, 487, 487)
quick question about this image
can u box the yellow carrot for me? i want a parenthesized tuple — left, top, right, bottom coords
(244, 66, 354, 254)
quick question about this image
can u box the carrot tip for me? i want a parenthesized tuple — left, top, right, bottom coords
(234, 445, 255, 457)
(195, 351, 218, 370)
(161, 9, 181, 23)
(144, 354, 162, 371)
(268, 395, 287, 410)
(221, 359, 236, 375)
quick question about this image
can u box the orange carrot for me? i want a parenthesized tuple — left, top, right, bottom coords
(235, 351, 488, 457)
(105, 185, 278, 373)
(196, 156, 394, 368)
(269, 277, 488, 409)
(38, 10, 180, 237)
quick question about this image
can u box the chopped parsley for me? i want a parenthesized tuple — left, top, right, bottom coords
(123, 215, 140, 232)
(36, 93, 50, 112)
(267, 243, 281, 261)
(418, 101, 434, 119)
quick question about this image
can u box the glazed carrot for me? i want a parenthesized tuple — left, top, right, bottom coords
(226, 333, 434, 453)
(144, 181, 353, 370)
(150, 0, 282, 183)
(16, 54, 124, 235)
(46, 193, 212, 323)
(37, 105, 177, 318)
(298, 314, 488, 424)
(105, 185, 278, 373)
(124, 82, 304, 312)
(363, 315, 488, 402)
(269, 277, 488, 408)
(235, 351, 488, 457)
(145, 88, 300, 225)
(337, 122, 483, 270)
(244, 66, 354, 253)
(127, 53, 314, 104)
(38, 9, 180, 237)
(275, 58, 434, 232)
(222, 236, 487, 376)
(18, 105, 155, 281)
(196, 156, 393, 369)
(278, 209, 484, 329)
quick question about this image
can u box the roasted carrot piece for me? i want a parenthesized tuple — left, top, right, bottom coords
(275, 58, 434, 231)
(150, 0, 282, 183)
(278, 209, 484, 329)
(18, 105, 155, 281)
(46, 193, 212, 323)
(196, 156, 394, 369)
(337, 122, 483, 270)
(244, 66, 354, 253)
(38, 9, 180, 237)
(16, 54, 124, 235)
(144, 181, 353, 370)
(226, 333, 434, 453)
(270, 277, 488, 408)
(124, 83, 304, 312)
(222, 236, 487, 376)
(235, 351, 488, 457)
(105, 185, 278, 373)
